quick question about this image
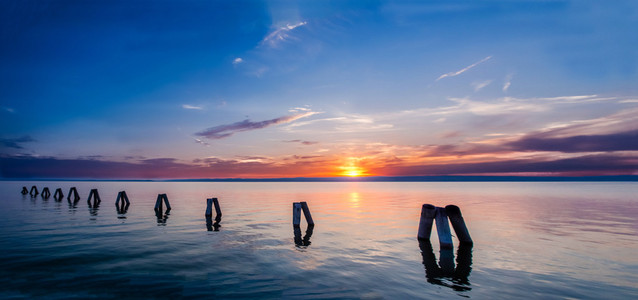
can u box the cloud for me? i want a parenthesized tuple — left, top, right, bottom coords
(472, 80, 492, 91)
(261, 21, 307, 47)
(507, 129, 638, 152)
(503, 74, 513, 92)
(0, 136, 35, 149)
(233, 57, 244, 65)
(2, 107, 15, 114)
(194, 138, 210, 147)
(285, 139, 318, 145)
(182, 104, 203, 110)
(436, 56, 492, 81)
(196, 111, 318, 140)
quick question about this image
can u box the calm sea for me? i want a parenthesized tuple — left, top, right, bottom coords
(1, 181, 636, 299)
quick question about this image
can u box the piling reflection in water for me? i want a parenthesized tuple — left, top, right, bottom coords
(419, 240, 472, 292)
(205, 215, 221, 231)
(294, 224, 314, 248)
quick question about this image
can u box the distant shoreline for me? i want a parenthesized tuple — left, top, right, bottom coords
(2, 175, 637, 182)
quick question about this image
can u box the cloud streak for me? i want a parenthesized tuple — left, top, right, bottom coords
(196, 111, 318, 139)
(261, 21, 307, 47)
(436, 56, 492, 81)
(0, 136, 35, 149)
(183, 104, 203, 110)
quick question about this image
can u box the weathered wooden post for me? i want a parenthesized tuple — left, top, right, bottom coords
(300, 201, 314, 226)
(41, 187, 51, 199)
(30, 186, 39, 197)
(21, 187, 28, 195)
(417, 204, 437, 240)
(154, 194, 171, 214)
(292, 202, 302, 227)
(54, 188, 64, 201)
(115, 191, 130, 213)
(435, 207, 454, 249)
(213, 198, 222, 221)
(67, 187, 80, 202)
(445, 205, 473, 245)
(87, 189, 101, 207)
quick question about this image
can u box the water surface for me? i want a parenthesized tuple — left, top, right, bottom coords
(1, 181, 636, 299)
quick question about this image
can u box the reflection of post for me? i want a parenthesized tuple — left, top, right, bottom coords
(294, 224, 314, 247)
(435, 207, 453, 249)
(439, 248, 455, 276)
(54, 188, 64, 201)
(418, 204, 437, 240)
(446, 205, 473, 245)
(115, 191, 130, 214)
(41, 187, 51, 199)
(454, 244, 473, 286)
(30, 186, 39, 197)
(87, 189, 102, 208)
(419, 240, 443, 284)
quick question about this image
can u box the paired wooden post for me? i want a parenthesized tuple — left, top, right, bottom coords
(54, 188, 64, 201)
(41, 187, 51, 199)
(205, 197, 222, 231)
(21, 187, 28, 195)
(67, 187, 80, 203)
(29, 186, 39, 197)
(445, 205, 473, 245)
(417, 204, 437, 240)
(292, 201, 314, 227)
(418, 204, 472, 249)
(154, 194, 171, 213)
(115, 191, 130, 213)
(87, 189, 102, 207)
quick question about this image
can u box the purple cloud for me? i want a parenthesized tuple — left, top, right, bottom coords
(196, 112, 316, 139)
(508, 129, 638, 152)
(0, 136, 35, 149)
(284, 139, 318, 145)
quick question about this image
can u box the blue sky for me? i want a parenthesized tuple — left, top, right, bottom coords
(1, 0, 637, 178)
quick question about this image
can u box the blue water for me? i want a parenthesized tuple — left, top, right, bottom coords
(1, 181, 637, 299)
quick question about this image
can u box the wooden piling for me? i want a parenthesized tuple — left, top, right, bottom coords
(292, 202, 302, 227)
(21, 187, 28, 195)
(435, 207, 454, 249)
(30, 186, 39, 197)
(41, 187, 51, 199)
(87, 189, 101, 207)
(162, 194, 171, 211)
(417, 204, 437, 240)
(205, 198, 213, 216)
(154, 194, 163, 212)
(213, 198, 222, 219)
(67, 187, 80, 202)
(300, 201, 314, 226)
(115, 191, 130, 209)
(445, 205, 473, 245)
(54, 188, 64, 201)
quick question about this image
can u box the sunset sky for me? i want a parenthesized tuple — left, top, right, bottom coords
(1, 0, 637, 179)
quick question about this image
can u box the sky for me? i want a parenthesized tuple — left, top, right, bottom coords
(1, 0, 637, 179)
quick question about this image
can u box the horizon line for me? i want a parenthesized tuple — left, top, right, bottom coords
(2, 175, 637, 182)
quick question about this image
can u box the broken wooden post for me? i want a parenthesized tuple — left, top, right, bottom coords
(435, 207, 454, 249)
(292, 202, 302, 227)
(21, 187, 28, 195)
(300, 201, 314, 226)
(418, 204, 437, 240)
(115, 191, 130, 213)
(87, 189, 101, 207)
(67, 187, 80, 202)
(54, 188, 64, 201)
(41, 187, 51, 199)
(445, 205, 473, 245)
(154, 194, 171, 214)
(29, 186, 39, 197)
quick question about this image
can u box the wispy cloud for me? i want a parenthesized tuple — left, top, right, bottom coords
(233, 57, 243, 65)
(2, 107, 15, 114)
(194, 138, 210, 147)
(285, 139, 318, 145)
(472, 80, 492, 92)
(503, 74, 513, 92)
(196, 111, 319, 140)
(436, 56, 492, 81)
(0, 135, 35, 149)
(261, 21, 307, 47)
(182, 104, 203, 110)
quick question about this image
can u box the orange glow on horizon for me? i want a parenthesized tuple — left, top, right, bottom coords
(338, 157, 368, 177)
